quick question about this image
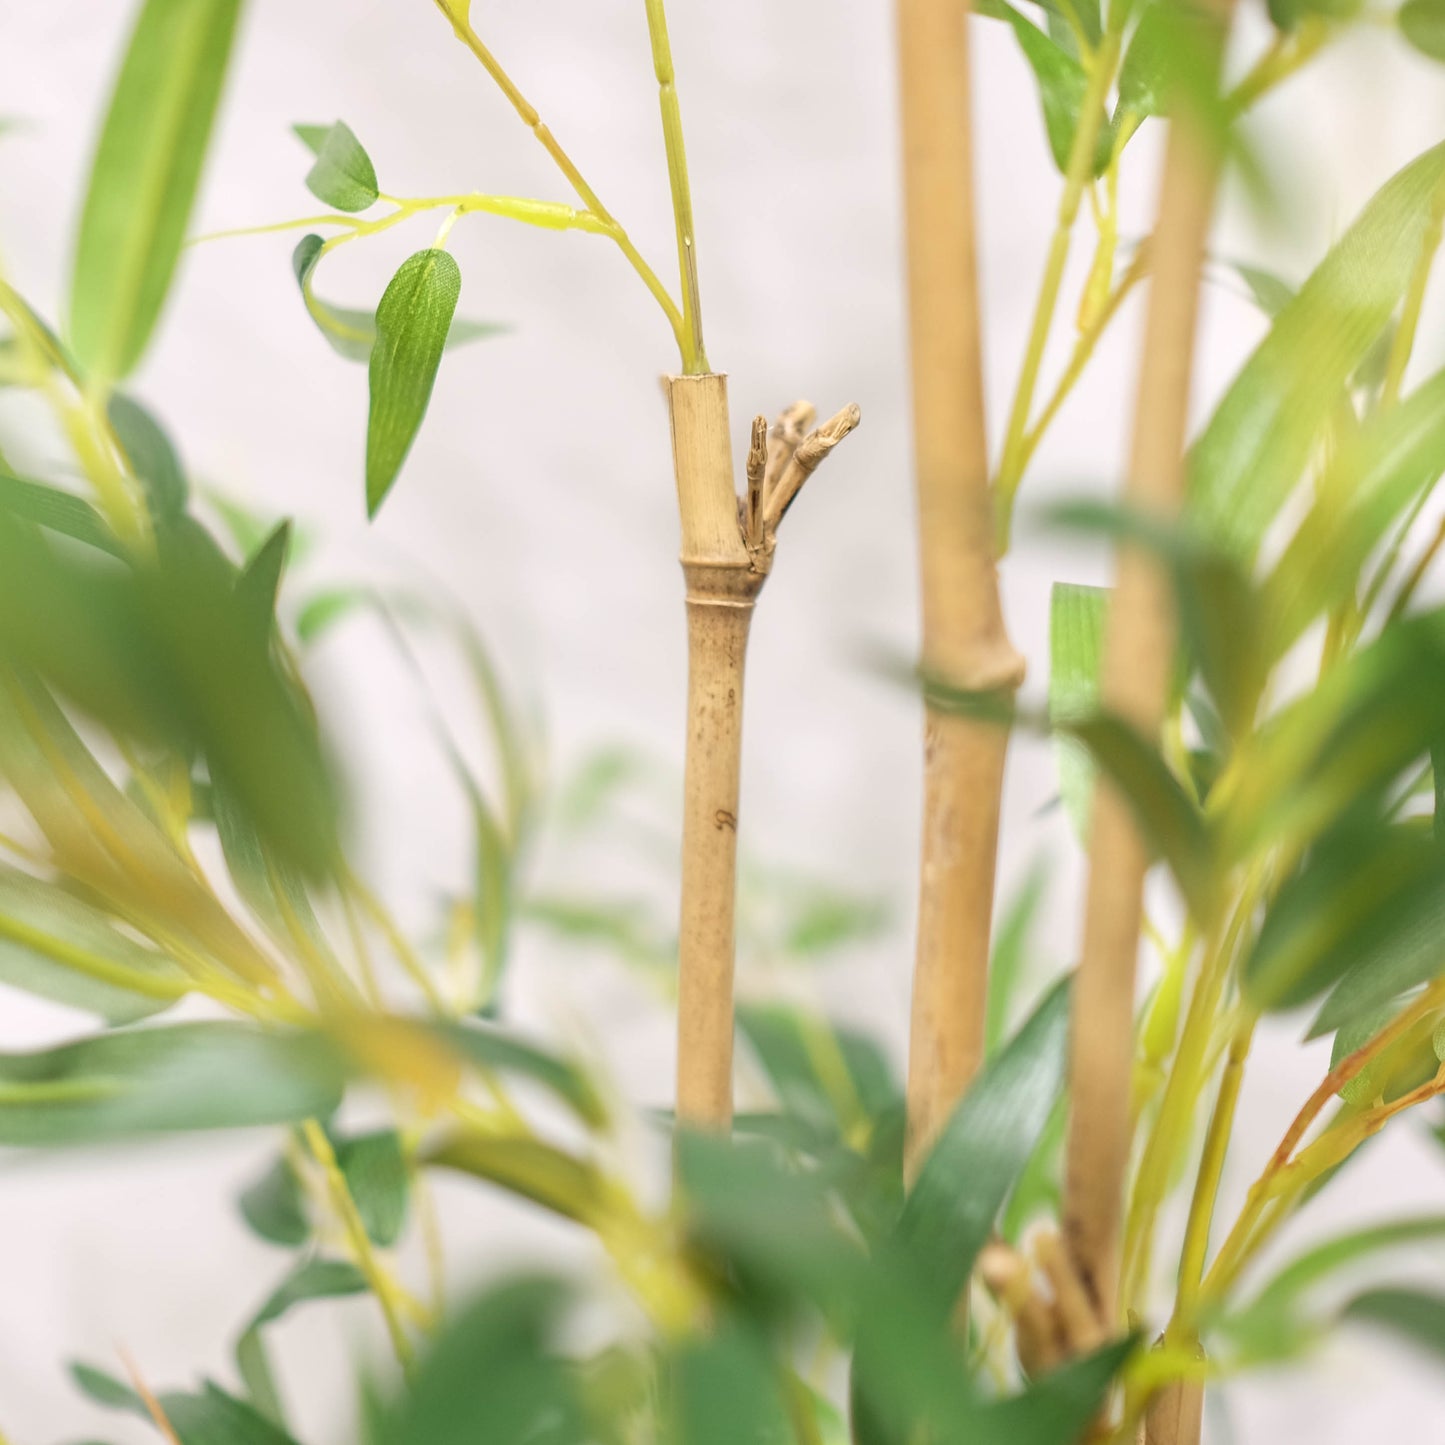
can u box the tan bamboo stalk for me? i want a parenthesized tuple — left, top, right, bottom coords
(1062, 0, 1238, 1334)
(1144, 1375, 1204, 1445)
(896, 0, 1026, 1176)
(669, 376, 859, 1128)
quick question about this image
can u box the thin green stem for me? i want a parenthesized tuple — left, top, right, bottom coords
(1225, 19, 1330, 116)
(643, 0, 708, 373)
(995, 28, 1123, 549)
(430, 0, 687, 360)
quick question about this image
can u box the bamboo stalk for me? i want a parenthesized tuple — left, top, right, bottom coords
(1062, 0, 1237, 1342)
(896, 0, 1025, 1177)
(668, 376, 859, 1128)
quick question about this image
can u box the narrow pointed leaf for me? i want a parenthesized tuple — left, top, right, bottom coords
(366, 249, 461, 515)
(1049, 582, 1107, 837)
(299, 120, 378, 212)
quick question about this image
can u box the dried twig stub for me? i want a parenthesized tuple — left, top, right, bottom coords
(668, 376, 859, 1130)
(895, 0, 1025, 1181)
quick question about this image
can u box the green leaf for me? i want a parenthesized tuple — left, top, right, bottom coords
(108, 392, 188, 521)
(0, 473, 123, 558)
(236, 1258, 367, 1424)
(336, 1129, 410, 1246)
(1344, 1287, 1445, 1355)
(0, 865, 189, 1024)
(0, 1021, 344, 1145)
(238, 1155, 311, 1247)
(1223, 258, 1296, 317)
(892, 976, 1072, 1314)
(294, 586, 369, 644)
(71, 1363, 145, 1413)
(425, 1133, 608, 1226)
(1192, 142, 1445, 561)
(437, 1020, 605, 1124)
(1401, 0, 1445, 60)
(986, 863, 1049, 1056)
(978, 0, 1110, 175)
(366, 248, 462, 516)
(297, 120, 378, 212)
(69, 0, 245, 380)
(1118, 3, 1173, 117)
(234, 522, 291, 639)
(666, 1319, 792, 1445)
(1048, 582, 1107, 837)
(370, 1278, 588, 1445)
(160, 1382, 302, 1445)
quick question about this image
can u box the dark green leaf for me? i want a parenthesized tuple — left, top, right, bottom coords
(366, 249, 461, 516)
(108, 392, 188, 521)
(234, 522, 291, 639)
(238, 1155, 310, 1247)
(1401, 0, 1445, 60)
(71, 1363, 144, 1413)
(298, 120, 378, 212)
(160, 1382, 302, 1445)
(1192, 142, 1445, 561)
(666, 1319, 791, 1445)
(0, 473, 123, 558)
(1344, 1287, 1445, 1355)
(440, 1019, 605, 1125)
(69, 0, 245, 379)
(0, 1021, 345, 1145)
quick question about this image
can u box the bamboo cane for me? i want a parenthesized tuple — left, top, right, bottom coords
(896, 0, 1026, 1177)
(1062, 0, 1238, 1336)
(668, 376, 859, 1128)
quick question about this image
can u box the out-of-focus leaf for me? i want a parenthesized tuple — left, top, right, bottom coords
(366, 249, 461, 516)
(295, 587, 370, 645)
(236, 1258, 367, 1425)
(71, 1363, 145, 1413)
(1344, 1287, 1445, 1355)
(0, 473, 123, 558)
(108, 392, 187, 521)
(238, 1154, 311, 1248)
(296, 120, 378, 212)
(1216, 1216, 1445, 1363)
(370, 1277, 588, 1445)
(1064, 713, 1217, 917)
(163, 1383, 302, 1445)
(0, 1021, 345, 1145)
(738, 1002, 899, 1137)
(425, 1134, 608, 1226)
(522, 895, 674, 976)
(0, 865, 188, 1024)
(1263, 367, 1445, 657)
(1048, 582, 1107, 838)
(665, 1318, 792, 1445)
(438, 1019, 605, 1125)
(1326, 999, 1438, 1105)
(1401, 0, 1445, 60)
(1192, 142, 1445, 560)
(1222, 258, 1296, 317)
(1268, 0, 1360, 27)
(1243, 813, 1444, 1013)
(985, 863, 1049, 1056)
(1118, 2, 1180, 118)
(69, 0, 245, 380)
(891, 977, 1072, 1315)
(234, 522, 291, 639)
(976, 0, 1111, 175)
(336, 1129, 410, 1247)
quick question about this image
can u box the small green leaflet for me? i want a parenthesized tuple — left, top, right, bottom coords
(292, 234, 504, 363)
(293, 119, 379, 212)
(69, 0, 245, 380)
(1048, 582, 1107, 838)
(366, 248, 462, 517)
(1401, 0, 1445, 60)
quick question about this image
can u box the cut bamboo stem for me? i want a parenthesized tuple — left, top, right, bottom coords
(668, 375, 858, 1129)
(1062, 0, 1238, 1344)
(896, 0, 1025, 1177)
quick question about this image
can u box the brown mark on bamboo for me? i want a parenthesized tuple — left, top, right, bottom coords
(1062, 0, 1238, 1360)
(896, 0, 1026, 1182)
(667, 374, 859, 1131)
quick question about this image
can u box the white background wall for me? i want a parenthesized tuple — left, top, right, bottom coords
(3, 2, 1445, 1439)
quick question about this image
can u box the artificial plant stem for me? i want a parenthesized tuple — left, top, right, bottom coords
(432, 0, 687, 359)
(643, 0, 708, 374)
(1063, 0, 1235, 1333)
(669, 374, 758, 1127)
(993, 29, 1122, 548)
(895, 0, 1025, 1179)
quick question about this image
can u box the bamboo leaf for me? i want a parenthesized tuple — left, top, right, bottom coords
(892, 976, 1072, 1313)
(1191, 142, 1445, 560)
(234, 521, 291, 638)
(1401, 0, 1445, 60)
(425, 1134, 607, 1226)
(336, 1129, 410, 1247)
(985, 862, 1049, 1056)
(161, 1383, 302, 1445)
(1048, 582, 1107, 837)
(69, 0, 245, 380)
(296, 120, 378, 212)
(666, 1319, 792, 1445)
(0, 472, 123, 557)
(108, 392, 188, 522)
(238, 1155, 311, 1248)
(366, 249, 461, 516)
(0, 865, 189, 1024)
(0, 1022, 345, 1146)
(439, 1019, 606, 1125)
(71, 1363, 145, 1413)
(1344, 1287, 1445, 1355)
